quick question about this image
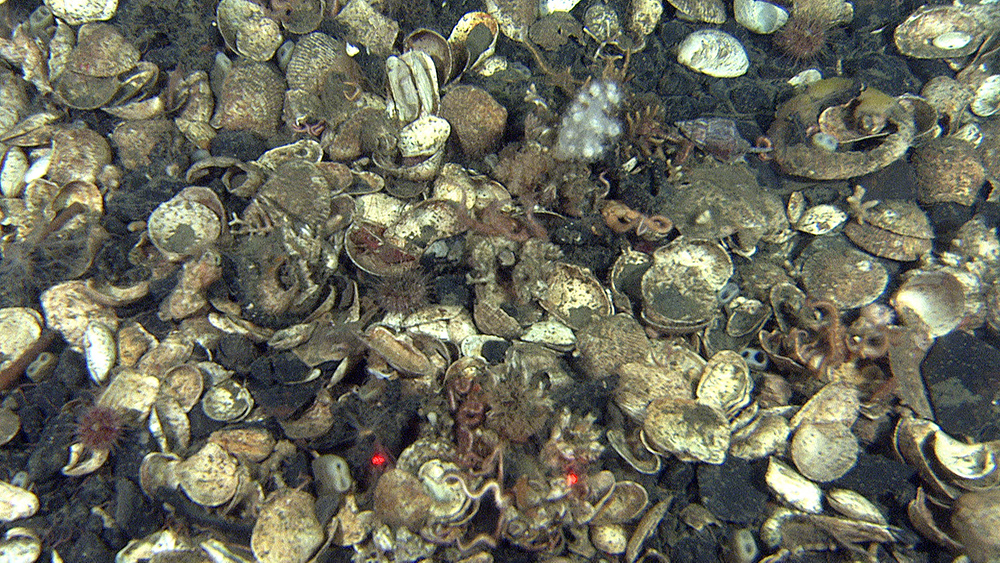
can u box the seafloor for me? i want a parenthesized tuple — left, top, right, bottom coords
(0, 0, 998, 562)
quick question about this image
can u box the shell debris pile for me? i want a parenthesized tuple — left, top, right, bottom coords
(0, 0, 999, 562)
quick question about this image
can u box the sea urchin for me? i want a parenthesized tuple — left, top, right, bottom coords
(371, 269, 430, 315)
(76, 404, 124, 451)
(774, 15, 835, 61)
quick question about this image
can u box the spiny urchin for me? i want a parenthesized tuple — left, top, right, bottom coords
(371, 269, 430, 315)
(774, 15, 836, 61)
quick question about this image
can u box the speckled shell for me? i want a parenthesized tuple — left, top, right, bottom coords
(677, 29, 748, 78)
(894, 5, 984, 59)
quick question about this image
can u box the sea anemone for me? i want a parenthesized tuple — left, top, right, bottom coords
(76, 404, 124, 451)
(774, 15, 835, 61)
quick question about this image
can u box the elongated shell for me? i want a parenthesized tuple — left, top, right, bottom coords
(677, 29, 748, 78)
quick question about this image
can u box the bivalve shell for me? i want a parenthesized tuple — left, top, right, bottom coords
(734, 0, 788, 34)
(666, 0, 725, 24)
(892, 270, 966, 338)
(677, 30, 748, 78)
(0, 481, 39, 523)
(252, 488, 324, 563)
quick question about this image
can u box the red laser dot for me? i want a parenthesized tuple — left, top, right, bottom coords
(566, 472, 578, 486)
(371, 453, 387, 467)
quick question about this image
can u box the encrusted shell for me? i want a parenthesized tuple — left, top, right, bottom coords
(147, 187, 224, 262)
(677, 29, 748, 78)
(251, 489, 324, 563)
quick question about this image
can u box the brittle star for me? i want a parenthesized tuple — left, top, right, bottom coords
(291, 118, 326, 137)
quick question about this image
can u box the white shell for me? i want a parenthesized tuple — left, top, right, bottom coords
(677, 29, 749, 78)
(765, 457, 823, 514)
(0, 481, 39, 522)
(83, 321, 116, 385)
(932, 30, 972, 51)
(971, 75, 1000, 117)
(44, 0, 118, 25)
(398, 115, 451, 158)
(539, 0, 583, 15)
(0, 148, 27, 198)
(734, 0, 788, 35)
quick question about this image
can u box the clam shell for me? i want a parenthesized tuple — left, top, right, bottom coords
(971, 75, 1000, 117)
(46, 0, 117, 25)
(734, 0, 788, 34)
(677, 29, 748, 78)
(892, 269, 966, 338)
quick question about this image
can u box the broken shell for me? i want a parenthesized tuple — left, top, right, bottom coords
(677, 30, 748, 78)
(176, 442, 240, 507)
(448, 12, 500, 76)
(734, 0, 788, 34)
(892, 269, 966, 338)
(791, 201, 847, 235)
(641, 238, 733, 333)
(933, 430, 997, 482)
(251, 488, 324, 563)
(894, 5, 984, 59)
(398, 115, 451, 159)
(0, 308, 44, 378)
(791, 421, 859, 482)
(644, 397, 731, 464)
(216, 0, 283, 62)
(405, 28, 454, 86)
(827, 488, 887, 525)
(0, 528, 41, 562)
(765, 457, 823, 514)
(0, 480, 39, 522)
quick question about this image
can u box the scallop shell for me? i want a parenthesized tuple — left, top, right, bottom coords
(677, 29, 748, 78)
(67, 23, 139, 77)
(894, 5, 984, 59)
(734, 0, 788, 34)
